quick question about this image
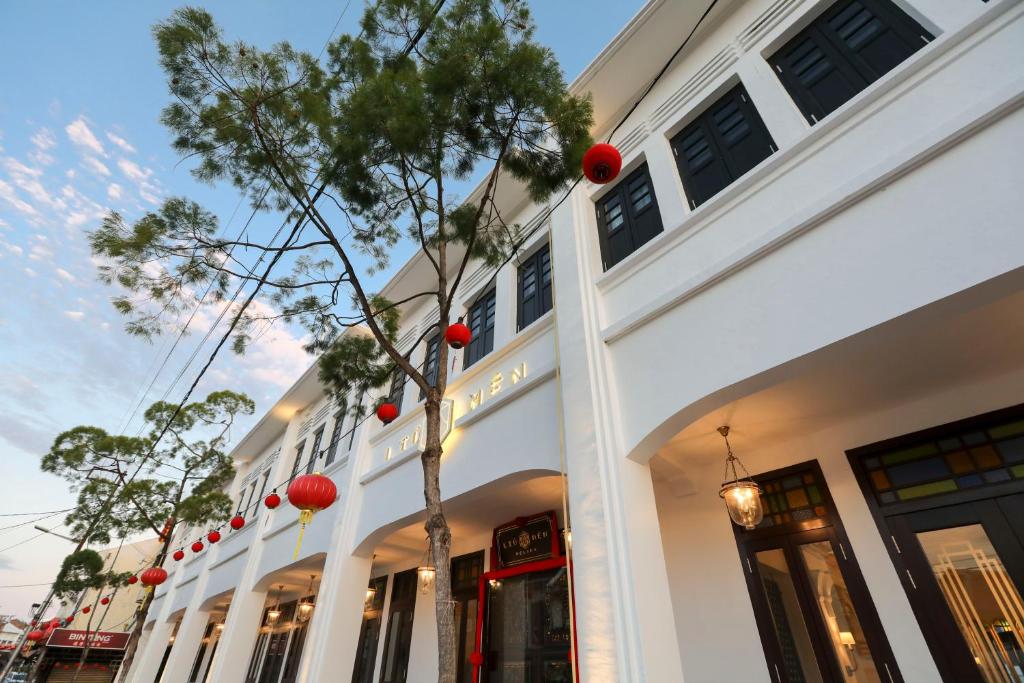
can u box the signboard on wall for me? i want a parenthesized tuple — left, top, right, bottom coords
(46, 629, 130, 650)
(493, 511, 559, 569)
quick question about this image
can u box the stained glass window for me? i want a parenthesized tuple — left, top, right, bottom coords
(754, 468, 829, 529)
(861, 417, 1024, 506)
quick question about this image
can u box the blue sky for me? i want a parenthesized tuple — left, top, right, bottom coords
(0, 0, 645, 617)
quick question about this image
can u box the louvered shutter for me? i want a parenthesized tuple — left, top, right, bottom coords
(517, 244, 552, 330)
(771, 0, 932, 124)
(596, 163, 664, 270)
(671, 85, 776, 208)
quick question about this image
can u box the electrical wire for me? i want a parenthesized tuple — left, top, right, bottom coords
(0, 510, 71, 534)
(0, 531, 48, 554)
(0, 508, 72, 518)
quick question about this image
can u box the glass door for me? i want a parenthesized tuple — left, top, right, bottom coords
(890, 496, 1024, 682)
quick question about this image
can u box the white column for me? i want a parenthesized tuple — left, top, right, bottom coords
(204, 588, 267, 683)
(546, 188, 687, 682)
(158, 608, 210, 682)
(125, 619, 172, 683)
(735, 56, 806, 151)
(300, 420, 379, 682)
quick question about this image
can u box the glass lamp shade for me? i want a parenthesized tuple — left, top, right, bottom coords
(365, 587, 376, 604)
(215, 622, 225, 632)
(297, 600, 314, 622)
(719, 480, 764, 529)
(418, 565, 436, 594)
(265, 608, 282, 626)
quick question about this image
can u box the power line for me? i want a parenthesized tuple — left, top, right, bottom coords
(0, 531, 47, 554)
(0, 581, 54, 588)
(0, 510, 70, 534)
(0, 508, 72, 518)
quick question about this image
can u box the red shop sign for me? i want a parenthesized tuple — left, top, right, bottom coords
(46, 629, 130, 650)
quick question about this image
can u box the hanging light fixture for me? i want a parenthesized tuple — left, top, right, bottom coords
(417, 539, 436, 595)
(297, 575, 317, 622)
(265, 585, 284, 626)
(717, 426, 764, 530)
(365, 585, 377, 605)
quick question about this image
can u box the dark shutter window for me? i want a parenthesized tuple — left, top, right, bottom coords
(324, 407, 345, 467)
(306, 427, 325, 475)
(420, 334, 441, 400)
(290, 441, 305, 481)
(352, 576, 388, 683)
(387, 366, 405, 414)
(379, 570, 417, 683)
(463, 289, 496, 369)
(517, 244, 552, 331)
(671, 84, 777, 209)
(596, 163, 664, 271)
(770, 0, 933, 124)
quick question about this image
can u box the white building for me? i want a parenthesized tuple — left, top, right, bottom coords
(126, 0, 1024, 681)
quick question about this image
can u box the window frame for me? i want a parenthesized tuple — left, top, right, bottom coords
(386, 366, 405, 415)
(516, 243, 553, 331)
(290, 441, 306, 483)
(420, 334, 441, 401)
(324, 407, 346, 468)
(595, 162, 664, 271)
(306, 426, 325, 475)
(462, 288, 497, 370)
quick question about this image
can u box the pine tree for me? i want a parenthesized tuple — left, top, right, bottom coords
(42, 391, 254, 678)
(90, 3, 592, 680)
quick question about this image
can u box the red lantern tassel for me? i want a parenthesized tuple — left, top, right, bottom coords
(293, 509, 314, 560)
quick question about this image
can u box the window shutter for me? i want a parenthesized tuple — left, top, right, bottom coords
(420, 334, 440, 400)
(771, 0, 932, 124)
(596, 163, 664, 271)
(517, 244, 552, 330)
(671, 84, 776, 208)
(463, 289, 496, 368)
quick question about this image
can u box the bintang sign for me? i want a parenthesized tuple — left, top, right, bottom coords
(46, 629, 130, 650)
(493, 511, 560, 569)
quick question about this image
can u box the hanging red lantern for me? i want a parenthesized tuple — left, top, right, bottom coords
(26, 630, 44, 642)
(191, 541, 204, 553)
(445, 322, 472, 349)
(207, 530, 221, 544)
(82, 606, 91, 614)
(173, 549, 185, 562)
(127, 575, 138, 585)
(140, 567, 168, 590)
(376, 402, 398, 425)
(286, 473, 338, 559)
(582, 143, 622, 184)
(470, 651, 485, 666)
(230, 515, 245, 530)
(265, 491, 281, 509)
(100, 597, 109, 606)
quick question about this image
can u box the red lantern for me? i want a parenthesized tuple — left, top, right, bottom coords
(470, 651, 485, 666)
(265, 492, 281, 509)
(82, 606, 91, 614)
(191, 541, 204, 553)
(100, 597, 109, 606)
(26, 630, 44, 642)
(140, 567, 168, 589)
(445, 322, 472, 349)
(173, 549, 185, 562)
(286, 473, 338, 559)
(208, 530, 221, 544)
(127, 575, 139, 585)
(230, 515, 245, 530)
(376, 402, 399, 425)
(582, 143, 622, 184)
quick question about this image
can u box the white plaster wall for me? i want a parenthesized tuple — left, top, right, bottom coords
(657, 365, 1024, 682)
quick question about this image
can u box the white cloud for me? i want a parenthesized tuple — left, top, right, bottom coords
(0, 178, 40, 220)
(82, 157, 111, 177)
(107, 183, 123, 200)
(55, 268, 75, 282)
(30, 128, 57, 151)
(64, 311, 85, 321)
(65, 118, 106, 156)
(117, 158, 151, 183)
(105, 132, 136, 154)
(23, 267, 36, 277)
(3, 157, 65, 213)
(28, 243, 53, 261)
(1, 240, 23, 256)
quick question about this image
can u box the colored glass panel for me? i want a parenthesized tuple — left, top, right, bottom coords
(896, 479, 957, 501)
(1011, 465, 1024, 478)
(983, 469, 1010, 483)
(944, 450, 973, 474)
(880, 443, 937, 466)
(869, 470, 890, 491)
(786, 489, 810, 508)
(886, 457, 950, 487)
(803, 473, 814, 484)
(970, 445, 1002, 469)
(782, 476, 803, 490)
(937, 437, 962, 452)
(963, 431, 988, 446)
(956, 474, 983, 488)
(989, 419, 1024, 439)
(807, 485, 823, 504)
(998, 437, 1024, 463)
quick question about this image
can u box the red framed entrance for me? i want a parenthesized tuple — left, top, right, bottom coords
(470, 511, 577, 683)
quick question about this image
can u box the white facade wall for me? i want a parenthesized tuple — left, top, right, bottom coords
(130, 0, 1024, 681)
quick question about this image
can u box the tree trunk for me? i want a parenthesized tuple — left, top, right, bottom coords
(423, 399, 457, 683)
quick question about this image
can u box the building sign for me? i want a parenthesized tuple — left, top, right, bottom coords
(467, 362, 527, 412)
(493, 511, 559, 569)
(46, 629, 130, 650)
(383, 399, 454, 462)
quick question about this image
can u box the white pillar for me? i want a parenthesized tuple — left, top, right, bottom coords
(158, 608, 210, 682)
(203, 588, 267, 683)
(735, 56, 807, 151)
(546, 188, 687, 682)
(126, 619, 172, 683)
